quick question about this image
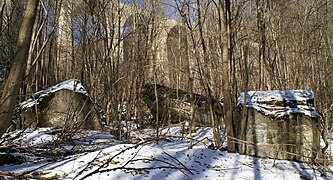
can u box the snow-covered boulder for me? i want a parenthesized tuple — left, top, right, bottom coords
(234, 90, 321, 163)
(17, 79, 103, 131)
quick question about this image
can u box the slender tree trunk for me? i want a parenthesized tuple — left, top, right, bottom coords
(0, 0, 39, 137)
(196, 0, 221, 149)
(0, 1, 6, 37)
(240, 44, 249, 152)
(256, 0, 266, 90)
(154, 72, 159, 143)
(219, 0, 235, 152)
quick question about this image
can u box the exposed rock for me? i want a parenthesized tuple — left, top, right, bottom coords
(235, 90, 321, 163)
(142, 83, 223, 125)
(17, 79, 102, 131)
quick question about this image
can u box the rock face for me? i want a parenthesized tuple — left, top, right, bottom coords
(142, 83, 223, 125)
(234, 90, 321, 163)
(18, 79, 102, 131)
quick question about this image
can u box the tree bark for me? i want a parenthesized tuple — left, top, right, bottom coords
(219, 0, 235, 152)
(256, 0, 266, 90)
(0, 1, 6, 37)
(0, 0, 39, 137)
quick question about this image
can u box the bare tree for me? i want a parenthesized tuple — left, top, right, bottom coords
(218, 0, 235, 152)
(0, 0, 39, 137)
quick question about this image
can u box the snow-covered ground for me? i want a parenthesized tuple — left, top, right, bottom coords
(0, 127, 332, 180)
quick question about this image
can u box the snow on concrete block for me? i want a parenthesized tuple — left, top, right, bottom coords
(235, 90, 321, 163)
(17, 79, 103, 131)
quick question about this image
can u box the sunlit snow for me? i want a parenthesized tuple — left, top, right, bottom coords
(20, 79, 88, 109)
(0, 127, 331, 180)
(238, 90, 318, 118)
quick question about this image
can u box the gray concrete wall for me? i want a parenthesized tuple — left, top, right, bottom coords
(234, 106, 320, 163)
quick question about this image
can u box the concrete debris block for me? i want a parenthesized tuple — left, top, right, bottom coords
(235, 90, 321, 163)
(17, 79, 102, 131)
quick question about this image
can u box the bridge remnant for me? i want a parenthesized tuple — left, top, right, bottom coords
(142, 83, 223, 126)
(234, 90, 321, 163)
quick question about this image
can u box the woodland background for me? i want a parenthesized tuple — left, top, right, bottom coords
(0, 0, 332, 147)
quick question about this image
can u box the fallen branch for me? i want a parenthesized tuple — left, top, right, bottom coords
(0, 170, 67, 179)
(131, 131, 145, 142)
(158, 135, 212, 147)
(73, 151, 102, 179)
(163, 151, 196, 175)
(129, 157, 195, 178)
(77, 138, 197, 179)
(78, 140, 152, 179)
(121, 144, 143, 167)
(95, 166, 193, 178)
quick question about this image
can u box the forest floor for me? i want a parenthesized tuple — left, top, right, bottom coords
(0, 126, 332, 180)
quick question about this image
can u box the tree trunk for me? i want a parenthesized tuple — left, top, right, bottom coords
(0, 1, 6, 37)
(0, 0, 39, 137)
(256, 0, 266, 90)
(240, 44, 249, 152)
(219, 0, 235, 152)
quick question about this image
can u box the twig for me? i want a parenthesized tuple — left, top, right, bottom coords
(0, 125, 32, 145)
(130, 158, 179, 167)
(127, 156, 195, 179)
(236, 160, 254, 168)
(260, 160, 274, 173)
(0, 170, 67, 179)
(163, 151, 196, 175)
(96, 166, 193, 177)
(73, 151, 102, 179)
(19, 150, 90, 178)
(78, 140, 151, 180)
(212, 167, 241, 171)
(131, 130, 145, 142)
(122, 145, 143, 167)
(160, 135, 212, 147)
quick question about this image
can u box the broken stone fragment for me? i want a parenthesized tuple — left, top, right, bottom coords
(17, 79, 102, 131)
